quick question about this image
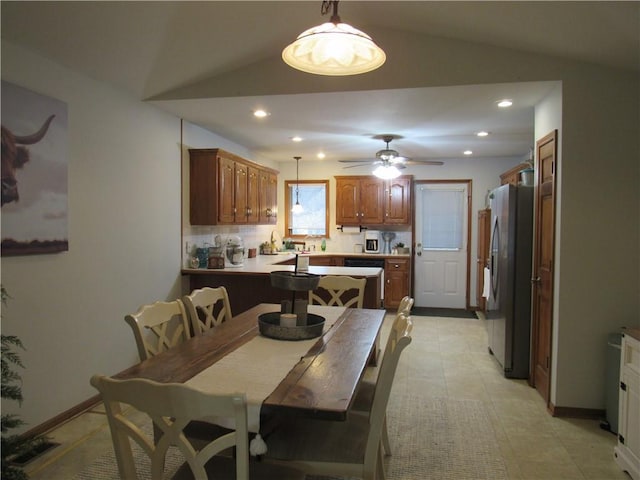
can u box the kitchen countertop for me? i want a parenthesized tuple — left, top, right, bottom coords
(181, 251, 403, 276)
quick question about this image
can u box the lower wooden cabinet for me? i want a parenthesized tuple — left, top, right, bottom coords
(384, 258, 410, 309)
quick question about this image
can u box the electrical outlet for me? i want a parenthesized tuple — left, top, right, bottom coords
(185, 241, 190, 254)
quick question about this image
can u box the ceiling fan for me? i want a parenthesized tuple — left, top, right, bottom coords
(339, 135, 444, 174)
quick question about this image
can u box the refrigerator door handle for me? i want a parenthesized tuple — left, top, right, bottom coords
(489, 216, 500, 300)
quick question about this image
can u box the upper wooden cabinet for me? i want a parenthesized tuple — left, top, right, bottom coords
(335, 176, 384, 225)
(258, 169, 277, 225)
(384, 176, 412, 224)
(189, 148, 278, 225)
(500, 162, 529, 186)
(335, 175, 412, 226)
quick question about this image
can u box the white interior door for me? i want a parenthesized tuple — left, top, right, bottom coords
(414, 183, 469, 308)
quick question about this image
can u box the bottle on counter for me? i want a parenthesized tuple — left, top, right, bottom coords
(321, 239, 326, 251)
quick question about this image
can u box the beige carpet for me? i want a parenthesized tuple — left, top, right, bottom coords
(73, 395, 507, 480)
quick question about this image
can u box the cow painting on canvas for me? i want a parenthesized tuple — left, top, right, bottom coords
(2, 114, 55, 206)
(1, 81, 68, 256)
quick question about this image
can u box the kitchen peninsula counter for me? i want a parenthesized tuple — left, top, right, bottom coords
(182, 253, 383, 313)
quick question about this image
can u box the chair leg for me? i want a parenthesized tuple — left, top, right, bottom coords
(377, 442, 387, 480)
(381, 415, 391, 455)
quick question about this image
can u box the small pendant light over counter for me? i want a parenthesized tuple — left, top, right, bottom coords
(282, 0, 386, 76)
(291, 156, 304, 214)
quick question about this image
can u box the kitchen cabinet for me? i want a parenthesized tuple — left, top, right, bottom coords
(276, 255, 344, 266)
(310, 256, 344, 266)
(335, 176, 384, 225)
(335, 175, 412, 226)
(615, 328, 640, 480)
(384, 176, 412, 224)
(234, 160, 249, 224)
(190, 148, 278, 225)
(384, 257, 410, 309)
(258, 170, 277, 224)
(476, 208, 491, 312)
(500, 162, 529, 186)
(246, 165, 259, 223)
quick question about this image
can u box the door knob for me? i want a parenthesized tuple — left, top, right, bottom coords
(531, 277, 541, 284)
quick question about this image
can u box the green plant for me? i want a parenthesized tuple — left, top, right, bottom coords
(1, 286, 48, 480)
(395, 242, 405, 248)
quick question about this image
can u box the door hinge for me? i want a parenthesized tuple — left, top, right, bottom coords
(620, 381, 627, 391)
(619, 434, 625, 444)
(546, 356, 550, 369)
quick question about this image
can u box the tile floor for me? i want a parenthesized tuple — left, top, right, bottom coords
(22, 313, 630, 480)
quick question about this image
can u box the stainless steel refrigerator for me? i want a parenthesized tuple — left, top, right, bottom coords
(487, 184, 534, 378)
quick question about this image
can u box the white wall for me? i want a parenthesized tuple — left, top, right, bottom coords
(0, 41, 187, 429)
(554, 71, 639, 409)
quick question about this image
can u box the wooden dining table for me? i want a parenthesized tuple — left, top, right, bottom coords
(116, 303, 385, 431)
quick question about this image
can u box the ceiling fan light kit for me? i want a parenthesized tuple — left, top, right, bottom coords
(282, 0, 386, 76)
(339, 134, 444, 177)
(372, 164, 402, 179)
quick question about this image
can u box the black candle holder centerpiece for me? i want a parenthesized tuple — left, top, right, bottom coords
(260, 265, 325, 340)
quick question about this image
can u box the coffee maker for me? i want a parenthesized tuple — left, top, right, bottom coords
(364, 230, 380, 253)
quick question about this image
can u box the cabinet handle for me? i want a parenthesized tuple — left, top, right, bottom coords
(394, 264, 400, 268)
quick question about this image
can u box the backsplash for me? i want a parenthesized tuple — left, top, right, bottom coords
(183, 225, 412, 266)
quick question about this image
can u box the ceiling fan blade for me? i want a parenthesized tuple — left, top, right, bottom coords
(343, 163, 375, 169)
(403, 159, 444, 166)
(339, 159, 378, 163)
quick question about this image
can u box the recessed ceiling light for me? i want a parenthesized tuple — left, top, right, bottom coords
(497, 99, 513, 108)
(463, 150, 473, 155)
(291, 136, 303, 142)
(476, 131, 489, 137)
(253, 109, 269, 118)
(317, 152, 326, 159)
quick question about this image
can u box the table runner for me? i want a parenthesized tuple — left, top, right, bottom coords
(185, 305, 346, 433)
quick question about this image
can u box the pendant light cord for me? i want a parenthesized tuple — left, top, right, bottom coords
(295, 156, 301, 204)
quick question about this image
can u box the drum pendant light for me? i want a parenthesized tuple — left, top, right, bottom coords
(282, 0, 386, 76)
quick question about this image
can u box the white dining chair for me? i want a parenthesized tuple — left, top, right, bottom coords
(351, 300, 414, 455)
(261, 313, 413, 480)
(124, 299, 190, 362)
(183, 286, 233, 335)
(90, 374, 306, 480)
(397, 295, 414, 316)
(308, 275, 366, 308)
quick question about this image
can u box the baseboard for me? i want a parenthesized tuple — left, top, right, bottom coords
(21, 394, 102, 438)
(548, 403, 605, 420)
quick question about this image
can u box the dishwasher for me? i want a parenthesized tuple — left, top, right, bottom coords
(344, 257, 385, 303)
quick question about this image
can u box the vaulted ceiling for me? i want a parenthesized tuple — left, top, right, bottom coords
(2, 1, 638, 165)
